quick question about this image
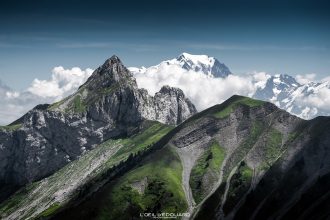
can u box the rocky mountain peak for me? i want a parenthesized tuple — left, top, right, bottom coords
(158, 85, 185, 96)
(176, 52, 232, 77)
(272, 74, 300, 87)
(129, 52, 232, 78)
(100, 55, 128, 74)
(211, 58, 232, 78)
(82, 55, 135, 90)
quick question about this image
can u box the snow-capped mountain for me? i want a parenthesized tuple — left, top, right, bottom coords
(129, 52, 232, 78)
(253, 74, 301, 111)
(253, 74, 330, 119)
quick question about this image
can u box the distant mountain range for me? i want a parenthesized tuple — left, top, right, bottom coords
(254, 73, 330, 119)
(129, 53, 330, 120)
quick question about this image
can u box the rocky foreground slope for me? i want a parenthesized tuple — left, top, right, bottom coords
(1, 94, 329, 220)
(0, 55, 196, 202)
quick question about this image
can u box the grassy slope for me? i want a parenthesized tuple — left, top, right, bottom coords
(171, 96, 265, 131)
(47, 82, 121, 114)
(48, 91, 87, 113)
(213, 96, 264, 119)
(95, 146, 187, 220)
(0, 121, 172, 219)
(0, 123, 22, 131)
(260, 128, 283, 170)
(190, 141, 226, 204)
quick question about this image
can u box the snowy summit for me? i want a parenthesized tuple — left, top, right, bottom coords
(129, 52, 232, 78)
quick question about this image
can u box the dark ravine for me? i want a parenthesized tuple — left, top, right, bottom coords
(0, 55, 197, 202)
(1, 56, 330, 220)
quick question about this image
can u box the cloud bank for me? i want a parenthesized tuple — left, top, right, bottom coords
(27, 66, 93, 99)
(1, 63, 330, 125)
(133, 65, 264, 111)
(0, 67, 93, 125)
(132, 66, 330, 119)
(296, 82, 330, 113)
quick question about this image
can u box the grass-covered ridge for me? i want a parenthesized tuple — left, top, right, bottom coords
(173, 95, 266, 131)
(190, 140, 226, 204)
(48, 89, 87, 113)
(0, 123, 22, 131)
(47, 99, 67, 111)
(36, 202, 61, 218)
(0, 121, 172, 219)
(47, 82, 122, 114)
(213, 96, 265, 119)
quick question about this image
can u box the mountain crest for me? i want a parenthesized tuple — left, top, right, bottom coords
(158, 85, 185, 96)
(82, 55, 134, 90)
(176, 52, 232, 77)
(272, 74, 300, 86)
(129, 52, 232, 78)
(100, 55, 128, 74)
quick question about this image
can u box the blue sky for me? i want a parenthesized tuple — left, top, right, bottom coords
(0, 0, 329, 90)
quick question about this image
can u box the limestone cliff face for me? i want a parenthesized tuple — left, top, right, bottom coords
(0, 55, 197, 195)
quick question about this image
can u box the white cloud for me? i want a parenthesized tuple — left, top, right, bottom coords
(27, 66, 93, 99)
(133, 65, 258, 111)
(296, 73, 316, 84)
(292, 75, 330, 118)
(0, 67, 93, 125)
(5, 91, 20, 98)
(298, 106, 318, 119)
(296, 85, 330, 111)
(321, 76, 330, 83)
(250, 71, 271, 89)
